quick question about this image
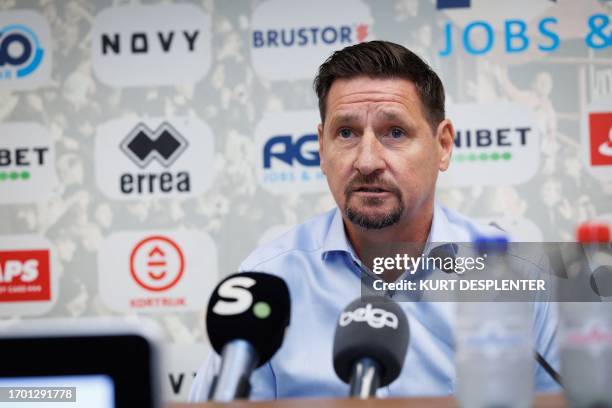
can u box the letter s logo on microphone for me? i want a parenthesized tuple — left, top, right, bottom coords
(212, 276, 256, 315)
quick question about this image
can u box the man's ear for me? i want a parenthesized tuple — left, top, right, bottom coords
(436, 119, 454, 172)
(317, 123, 326, 175)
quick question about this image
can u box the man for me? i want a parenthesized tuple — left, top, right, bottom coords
(190, 41, 559, 400)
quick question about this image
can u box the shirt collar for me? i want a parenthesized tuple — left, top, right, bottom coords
(321, 203, 457, 263)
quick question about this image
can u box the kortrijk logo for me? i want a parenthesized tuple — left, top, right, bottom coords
(129, 236, 185, 292)
(588, 112, 612, 166)
(121, 122, 188, 168)
(339, 303, 399, 329)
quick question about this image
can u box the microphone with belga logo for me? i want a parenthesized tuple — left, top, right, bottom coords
(206, 272, 290, 402)
(333, 296, 409, 399)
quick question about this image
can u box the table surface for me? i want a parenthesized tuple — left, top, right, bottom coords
(169, 394, 566, 408)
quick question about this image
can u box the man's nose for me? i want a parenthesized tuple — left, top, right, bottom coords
(353, 131, 385, 175)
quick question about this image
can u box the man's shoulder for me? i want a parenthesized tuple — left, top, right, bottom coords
(239, 209, 336, 272)
(436, 204, 507, 242)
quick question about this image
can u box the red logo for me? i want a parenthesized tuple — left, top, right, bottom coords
(0, 250, 51, 302)
(589, 111, 612, 166)
(129, 236, 185, 292)
(356, 24, 369, 43)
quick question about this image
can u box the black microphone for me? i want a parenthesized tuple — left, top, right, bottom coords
(333, 297, 409, 398)
(206, 272, 290, 401)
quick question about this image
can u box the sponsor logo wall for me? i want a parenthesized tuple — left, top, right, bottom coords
(0, 0, 610, 404)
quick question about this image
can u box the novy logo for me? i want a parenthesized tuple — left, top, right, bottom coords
(92, 4, 211, 86)
(0, 123, 56, 204)
(250, 0, 372, 80)
(588, 111, 612, 166)
(211, 276, 257, 316)
(339, 303, 399, 329)
(439, 103, 540, 187)
(256, 111, 327, 194)
(95, 117, 214, 200)
(98, 230, 217, 313)
(129, 235, 185, 292)
(0, 10, 51, 90)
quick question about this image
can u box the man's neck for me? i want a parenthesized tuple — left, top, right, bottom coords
(343, 202, 435, 282)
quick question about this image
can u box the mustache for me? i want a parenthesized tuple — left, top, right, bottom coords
(344, 173, 402, 198)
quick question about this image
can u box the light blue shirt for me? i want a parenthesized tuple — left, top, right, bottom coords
(190, 204, 560, 401)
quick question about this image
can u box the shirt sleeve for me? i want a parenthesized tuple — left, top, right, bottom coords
(533, 300, 562, 392)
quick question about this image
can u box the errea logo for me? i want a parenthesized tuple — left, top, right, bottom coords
(95, 117, 214, 200)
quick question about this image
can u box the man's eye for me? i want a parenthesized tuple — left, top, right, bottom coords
(338, 128, 353, 139)
(390, 128, 405, 139)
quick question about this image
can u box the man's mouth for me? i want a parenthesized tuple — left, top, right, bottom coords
(353, 186, 391, 194)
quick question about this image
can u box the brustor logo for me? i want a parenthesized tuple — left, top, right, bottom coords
(339, 303, 399, 330)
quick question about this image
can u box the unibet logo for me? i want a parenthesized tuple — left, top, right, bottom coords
(250, 0, 372, 80)
(92, 4, 211, 87)
(0, 249, 50, 302)
(0, 10, 51, 90)
(95, 117, 214, 201)
(212, 277, 271, 319)
(255, 111, 327, 194)
(439, 103, 540, 187)
(339, 303, 399, 329)
(0, 123, 56, 204)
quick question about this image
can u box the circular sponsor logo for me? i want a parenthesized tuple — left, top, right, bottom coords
(129, 235, 185, 291)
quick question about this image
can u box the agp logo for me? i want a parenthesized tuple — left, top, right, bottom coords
(339, 303, 399, 329)
(95, 117, 214, 200)
(0, 10, 51, 90)
(256, 111, 327, 194)
(263, 134, 319, 168)
(92, 4, 211, 87)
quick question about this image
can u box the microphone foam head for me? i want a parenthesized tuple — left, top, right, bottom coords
(333, 296, 409, 387)
(206, 272, 290, 367)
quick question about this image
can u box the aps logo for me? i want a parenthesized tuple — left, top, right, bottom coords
(0, 10, 51, 90)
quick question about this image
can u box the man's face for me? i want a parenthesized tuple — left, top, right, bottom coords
(317, 76, 453, 230)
